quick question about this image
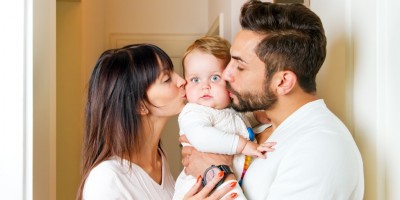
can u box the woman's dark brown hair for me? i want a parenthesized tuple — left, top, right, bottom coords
(76, 44, 173, 199)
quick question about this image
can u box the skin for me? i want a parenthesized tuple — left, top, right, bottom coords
(224, 30, 316, 130)
(223, 31, 268, 112)
(183, 49, 274, 157)
(146, 70, 187, 117)
(184, 49, 231, 109)
(182, 29, 315, 182)
(132, 70, 186, 184)
(143, 68, 237, 200)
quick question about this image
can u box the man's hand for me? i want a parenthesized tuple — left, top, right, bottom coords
(180, 135, 233, 177)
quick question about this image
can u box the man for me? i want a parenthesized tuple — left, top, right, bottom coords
(182, 1, 364, 199)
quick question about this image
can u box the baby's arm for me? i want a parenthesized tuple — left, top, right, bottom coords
(179, 108, 239, 155)
(236, 136, 276, 159)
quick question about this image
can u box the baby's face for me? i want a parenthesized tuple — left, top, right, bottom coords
(183, 50, 230, 109)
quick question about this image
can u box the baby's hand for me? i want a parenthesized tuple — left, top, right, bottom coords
(241, 141, 276, 159)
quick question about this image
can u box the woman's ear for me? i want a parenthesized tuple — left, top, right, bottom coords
(275, 71, 297, 95)
(138, 102, 149, 115)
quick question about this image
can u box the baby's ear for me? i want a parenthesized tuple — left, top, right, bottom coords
(138, 102, 149, 115)
(275, 70, 297, 95)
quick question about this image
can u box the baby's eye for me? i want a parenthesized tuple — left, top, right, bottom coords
(210, 75, 221, 82)
(190, 77, 200, 83)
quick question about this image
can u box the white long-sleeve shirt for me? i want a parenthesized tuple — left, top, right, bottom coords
(240, 99, 364, 200)
(83, 154, 175, 200)
(174, 103, 252, 200)
(178, 103, 251, 154)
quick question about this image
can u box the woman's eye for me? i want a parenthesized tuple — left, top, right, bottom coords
(190, 77, 200, 83)
(163, 77, 171, 83)
(210, 75, 220, 82)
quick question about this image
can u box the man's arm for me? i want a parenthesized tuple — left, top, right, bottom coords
(266, 134, 363, 199)
(181, 144, 247, 200)
(180, 135, 233, 177)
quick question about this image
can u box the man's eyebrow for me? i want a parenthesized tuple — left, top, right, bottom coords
(232, 56, 247, 64)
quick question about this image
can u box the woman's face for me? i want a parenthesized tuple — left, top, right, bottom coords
(146, 69, 187, 117)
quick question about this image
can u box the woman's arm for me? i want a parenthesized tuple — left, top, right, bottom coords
(183, 172, 239, 200)
(180, 135, 247, 200)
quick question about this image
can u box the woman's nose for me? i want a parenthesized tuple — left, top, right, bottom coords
(175, 73, 186, 88)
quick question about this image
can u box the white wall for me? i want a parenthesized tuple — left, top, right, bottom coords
(351, 0, 400, 199)
(208, 0, 231, 40)
(0, 1, 31, 199)
(207, 0, 242, 42)
(33, 0, 57, 199)
(105, 0, 207, 34)
(1, 0, 56, 199)
(381, 2, 400, 199)
(312, 0, 351, 129)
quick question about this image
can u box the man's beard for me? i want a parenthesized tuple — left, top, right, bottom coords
(226, 79, 277, 112)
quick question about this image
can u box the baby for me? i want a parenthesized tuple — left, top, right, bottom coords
(173, 36, 274, 199)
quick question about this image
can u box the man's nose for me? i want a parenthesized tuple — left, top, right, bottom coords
(223, 62, 234, 82)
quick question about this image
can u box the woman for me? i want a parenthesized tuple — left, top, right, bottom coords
(76, 44, 236, 200)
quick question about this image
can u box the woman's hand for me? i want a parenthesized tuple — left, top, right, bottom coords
(183, 174, 238, 200)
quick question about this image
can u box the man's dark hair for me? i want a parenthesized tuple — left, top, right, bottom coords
(240, 0, 327, 93)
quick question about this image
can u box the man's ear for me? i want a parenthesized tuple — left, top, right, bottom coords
(275, 71, 297, 95)
(138, 102, 149, 115)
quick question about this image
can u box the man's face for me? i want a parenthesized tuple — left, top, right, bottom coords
(222, 30, 277, 112)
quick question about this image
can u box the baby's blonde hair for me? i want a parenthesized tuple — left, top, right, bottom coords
(182, 35, 231, 76)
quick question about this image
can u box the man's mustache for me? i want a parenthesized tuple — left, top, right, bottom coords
(225, 81, 239, 97)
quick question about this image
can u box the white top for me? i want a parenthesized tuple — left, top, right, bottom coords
(174, 103, 252, 200)
(83, 153, 175, 200)
(178, 103, 251, 154)
(240, 99, 364, 200)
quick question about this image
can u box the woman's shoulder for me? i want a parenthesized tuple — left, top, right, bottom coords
(86, 158, 123, 182)
(83, 158, 128, 198)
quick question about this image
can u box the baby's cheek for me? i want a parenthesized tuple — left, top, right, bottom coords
(185, 90, 199, 103)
